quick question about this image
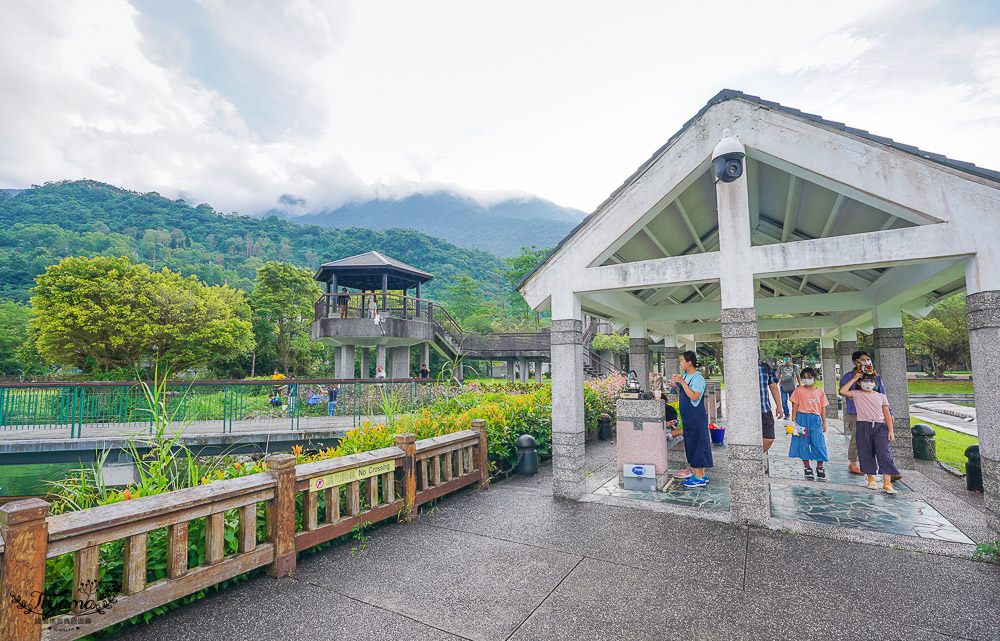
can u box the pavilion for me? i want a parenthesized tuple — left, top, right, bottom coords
(518, 90, 1000, 534)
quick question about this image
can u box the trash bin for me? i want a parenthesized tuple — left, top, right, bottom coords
(515, 434, 538, 475)
(910, 423, 936, 460)
(597, 414, 612, 440)
(965, 444, 982, 493)
(623, 463, 656, 492)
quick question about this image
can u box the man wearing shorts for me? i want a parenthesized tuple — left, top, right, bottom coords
(758, 356, 784, 473)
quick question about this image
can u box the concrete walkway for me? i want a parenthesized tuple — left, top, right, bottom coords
(112, 438, 1000, 641)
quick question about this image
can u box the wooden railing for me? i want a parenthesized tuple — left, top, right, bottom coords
(0, 420, 489, 641)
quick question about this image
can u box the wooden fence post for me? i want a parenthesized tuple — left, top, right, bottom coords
(265, 453, 297, 578)
(0, 498, 49, 641)
(471, 419, 490, 490)
(395, 433, 416, 522)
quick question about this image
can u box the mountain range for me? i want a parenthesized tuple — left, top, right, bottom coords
(268, 192, 584, 257)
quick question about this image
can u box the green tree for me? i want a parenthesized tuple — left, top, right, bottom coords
(0, 300, 35, 373)
(904, 295, 969, 377)
(249, 262, 322, 376)
(442, 274, 490, 323)
(502, 245, 550, 321)
(29, 256, 253, 373)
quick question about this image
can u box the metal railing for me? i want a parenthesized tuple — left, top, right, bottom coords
(313, 292, 551, 357)
(0, 379, 465, 438)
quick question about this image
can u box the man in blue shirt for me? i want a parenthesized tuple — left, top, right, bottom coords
(839, 350, 887, 475)
(758, 353, 784, 472)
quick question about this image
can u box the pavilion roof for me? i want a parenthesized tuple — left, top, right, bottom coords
(314, 251, 434, 291)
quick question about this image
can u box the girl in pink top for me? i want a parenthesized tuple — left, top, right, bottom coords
(840, 371, 900, 494)
(788, 367, 829, 478)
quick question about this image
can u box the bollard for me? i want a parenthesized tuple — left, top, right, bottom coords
(515, 434, 538, 475)
(597, 414, 612, 441)
(910, 423, 936, 460)
(965, 445, 982, 493)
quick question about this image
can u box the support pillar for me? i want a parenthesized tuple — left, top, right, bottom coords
(967, 290, 1000, 534)
(455, 361, 463, 381)
(662, 337, 678, 377)
(376, 345, 387, 377)
(821, 336, 839, 419)
(551, 293, 585, 499)
(838, 328, 858, 393)
(420, 342, 430, 374)
(506, 360, 515, 382)
(721, 308, 769, 525)
(336, 345, 356, 379)
(872, 305, 912, 470)
(390, 346, 410, 379)
(628, 321, 648, 389)
(715, 129, 768, 526)
(360, 348, 370, 379)
(518, 356, 529, 383)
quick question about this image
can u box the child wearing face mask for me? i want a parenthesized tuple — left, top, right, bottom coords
(840, 371, 899, 494)
(787, 367, 829, 478)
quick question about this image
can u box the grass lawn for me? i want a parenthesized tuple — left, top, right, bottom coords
(908, 380, 974, 394)
(917, 420, 978, 472)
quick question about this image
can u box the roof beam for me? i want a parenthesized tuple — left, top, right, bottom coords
(640, 227, 671, 258)
(747, 156, 760, 230)
(752, 223, 962, 279)
(751, 219, 873, 291)
(819, 193, 846, 239)
(674, 199, 706, 252)
(747, 148, 942, 226)
(644, 290, 871, 322)
(781, 175, 801, 242)
(580, 252, 720, 294)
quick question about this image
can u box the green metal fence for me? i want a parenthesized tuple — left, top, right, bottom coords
(0, 379, 459, 438)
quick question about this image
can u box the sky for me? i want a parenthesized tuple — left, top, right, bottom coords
(1, 0, 999, 216)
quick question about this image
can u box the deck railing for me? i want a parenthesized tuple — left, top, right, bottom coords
(0, 421, 489, 641)
(0, 379, 463, 437)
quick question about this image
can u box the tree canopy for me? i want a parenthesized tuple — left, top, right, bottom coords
(249, 262, 323, 376)
(29, 256, 253, 374)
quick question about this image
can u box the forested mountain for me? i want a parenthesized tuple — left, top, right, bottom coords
(0, 180, 506, 303)
(277, 192, 581, 258)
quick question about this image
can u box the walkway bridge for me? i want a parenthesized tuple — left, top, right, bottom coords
(311, 252, 619, 381)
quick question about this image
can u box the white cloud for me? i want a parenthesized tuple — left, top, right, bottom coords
(1, 0, 999, 216)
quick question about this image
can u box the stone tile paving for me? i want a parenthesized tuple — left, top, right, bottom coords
(766, 456, 912, 491)
(769, 484, 974, 543)
(593, 475, 730, 510)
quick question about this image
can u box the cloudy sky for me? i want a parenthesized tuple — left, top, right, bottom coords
(1, 0, 999, 215)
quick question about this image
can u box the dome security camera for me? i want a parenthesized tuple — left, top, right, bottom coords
(712, 129, 745, 183)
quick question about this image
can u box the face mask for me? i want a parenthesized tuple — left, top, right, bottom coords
(859, 359, 872, 367)
(860, 381, 876, 391)
(801, 378, 814, 386)
(783, 357, 790, 363)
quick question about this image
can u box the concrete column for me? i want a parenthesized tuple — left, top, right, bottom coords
(420, 342, 431, 373)
(820, 336, 839, 419)
(662, 336, 678, 377)
(376, 345, 387, 377)
(336, 345, 356, 379)
(721, 308, 768, 525)
(455, 361, 464, 381)
(715, 130, 767, 527)
(506, 360, 515, 382)
(967, 290, 1000, 534)
(390, 346, 410, 379)
(838, 327, 858, 390)
(628, 321, 648, 390)
(518, 356, 529, 383)
(551, 293, 585, 499)
(360, 348, 370, 379)
(872, 305, 912, 470)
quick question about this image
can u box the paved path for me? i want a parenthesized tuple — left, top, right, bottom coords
(111, 438, 999, 640)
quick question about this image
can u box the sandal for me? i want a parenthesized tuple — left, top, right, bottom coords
(804, 467, 814, 478)
(816, 467, 826, 479)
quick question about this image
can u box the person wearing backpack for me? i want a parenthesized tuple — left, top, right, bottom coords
(775, 352, 801, 418)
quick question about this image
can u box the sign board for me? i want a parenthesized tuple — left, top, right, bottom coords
(308, 460, 396, 492)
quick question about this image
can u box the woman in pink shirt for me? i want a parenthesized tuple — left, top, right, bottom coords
(840, 371, 900, 494)
(788, 367, 829, 478)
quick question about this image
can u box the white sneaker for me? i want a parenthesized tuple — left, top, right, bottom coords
(672, 468, 693, 479)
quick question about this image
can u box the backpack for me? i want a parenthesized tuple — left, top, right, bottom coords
(778, 363, 797, 393)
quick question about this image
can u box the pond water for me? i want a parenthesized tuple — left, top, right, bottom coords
(0, 462, 80, 502)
